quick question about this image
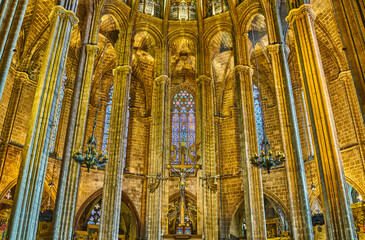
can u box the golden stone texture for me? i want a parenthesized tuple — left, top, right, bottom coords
(0, 0, 364, 240)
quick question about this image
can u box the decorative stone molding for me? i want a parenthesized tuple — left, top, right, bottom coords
(196, 75, 211, 86)
(338, 70, 352, 80)
(113, 65, 132, 76)
(14, 70, 31, 84)
(85, 44, 99, 55)
(154, 75, 170, 85)
(49, 5, 79, 26)
(286, 4, 316, 25)
(234, 65, 253, 76)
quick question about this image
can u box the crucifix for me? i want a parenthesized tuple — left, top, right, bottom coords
(167, 142, 200, 227)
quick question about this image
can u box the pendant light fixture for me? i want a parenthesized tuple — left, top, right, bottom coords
(72, 40, 108, 172)
(248, 15, 285, 174)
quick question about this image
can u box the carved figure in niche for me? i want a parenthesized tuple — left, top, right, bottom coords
(186, 202, 197, 224)
(167, 202, 180, 224)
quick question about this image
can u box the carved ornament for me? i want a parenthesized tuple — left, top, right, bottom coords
(286, 4, 316, 25)
(49, 5, 79, 27)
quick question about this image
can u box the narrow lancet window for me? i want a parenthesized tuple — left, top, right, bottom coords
(253, 84, 264, 152)
(49, 70, 67, 153)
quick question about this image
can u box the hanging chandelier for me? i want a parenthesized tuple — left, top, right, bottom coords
(72, 41, 108, 172)
(250, 137, 285, 174)
(72, 122, 107, 172)
(248, 18, 285, 174)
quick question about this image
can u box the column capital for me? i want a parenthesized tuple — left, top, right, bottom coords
(49, 5, 79, 26)
(286, 4, 316, 25)
(113, 65, 132, 76)
(85, 44, 99, 55)
(265, 44, 281, 54)
(196, 75, 212, 86)
(154, 75, 170, 85)
(234, 65, 254, 76)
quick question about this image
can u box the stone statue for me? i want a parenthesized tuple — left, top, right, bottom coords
(146, 172, 166, 193)
(200, 173, 219, 192)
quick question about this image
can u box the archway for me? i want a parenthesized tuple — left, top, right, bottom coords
(74, 190, 141, 240)
(230, 195, 290, 239)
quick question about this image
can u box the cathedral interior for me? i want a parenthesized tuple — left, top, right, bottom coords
(0, 0, 364, 239)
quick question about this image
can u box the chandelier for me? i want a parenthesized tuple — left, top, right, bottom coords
(250, 137, 285, 174)
(72, 41, 108, 172)
(248, 20, 285, 174)
(72, 121, 107, 172)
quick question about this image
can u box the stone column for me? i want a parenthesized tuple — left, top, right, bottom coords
(52, 44, 99, 240)
(0, 0, 29, 101)
(0, 71, 27, 179)
(196, 75, 219, 240)
(266, 43, 314, 240)
(99, 65, 131, 240)
(146, 75, 170, 240)
(6, 4, 78, 240)
(292, 86, 314, 161)
(234, 65, 266, 240)
(331, 0, 365, 122)
(287, 4, 356, 239)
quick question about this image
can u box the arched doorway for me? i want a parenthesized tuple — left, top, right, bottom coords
(230, 195, 290, 239)
(74, 190, 140, 239)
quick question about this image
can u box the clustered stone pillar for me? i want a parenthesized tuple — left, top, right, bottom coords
(52, 44, 99, 240)
(99, 65, 131, 240)
(287, 4, 356, 239)
(0, 0, 29, 101)
(266, 43, 314, 240)
(147, 75, 170, 239)
(6, 3, 79, 240)
(196, 75, 219, 240)
(234, 65, 266, 240)
(331, 0, 365, 122)
(0, 72, 27, 180)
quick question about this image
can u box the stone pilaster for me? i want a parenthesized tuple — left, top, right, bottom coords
(6, 4, 79, 240)
(99, 65, 131, 240)
(196, 75, 219, 240)
(287, 4, 356, 239)
(0, 0, 29, 101)
(0, 71, 27, 179)
(147, 75, 170, 240)
(266, 43, 314, 240)
(234, 65, 266, 240)
(331, 0, 365, 122)
(52, 44, 99, 240)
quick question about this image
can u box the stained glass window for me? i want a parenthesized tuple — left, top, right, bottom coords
(170, 0, 197, 20)
(102, 86, 113, 155)
(49, 70, 67, 153)
(253, 84, 264, 152)
(101, 86, 130, 158)
(206, 0, 229, 17)
(171, 90, 196, 165)
(137, 0, 162, 18)
(88, 202, 101, 225)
